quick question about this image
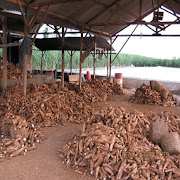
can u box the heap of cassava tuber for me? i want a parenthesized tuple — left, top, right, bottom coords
(67, 79, 124, 103)
(0, 59, 32, 79)
(0, 113, 44, 160)
(130, 81, 176, 106)
(59, 106, 180, 179)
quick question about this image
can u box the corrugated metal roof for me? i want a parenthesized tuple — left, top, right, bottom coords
(1, 0, 180, 36)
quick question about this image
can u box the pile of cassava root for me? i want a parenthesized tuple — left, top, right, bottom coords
(0, 113, 44, 160)
(59, 106, 180, 180)
(130, 81, 176, 106)
(0, 82, 94, 160)
(0, 82, 94, 127)
(68, 79, 124, 103)
(0, 59, 32, 79)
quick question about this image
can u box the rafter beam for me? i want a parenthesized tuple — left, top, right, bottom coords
(113, 0, 170, 36)
(7, 0, 111, 36)
(16, 0, 28, 27)
(28, 6, 41, 30)
(32, 5, 49, 44)
(0, 10, 22, 19)
(87, 20, 180, 26)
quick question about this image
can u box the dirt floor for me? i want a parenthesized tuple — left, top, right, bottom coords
(0, 92, 180, 180)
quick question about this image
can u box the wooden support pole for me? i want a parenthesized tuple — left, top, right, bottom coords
(70, 50, 73, 75)
(61, 27, 65, 87)
(23, 54, 28, 95)
(16, 0, 28, 27)
(109, 36, 112, 78)
(93, 37, 96, 80)
(107, 49, 109, 78)
(22, 7, 29, 96)
(2, 16, 7, 91)
(79, 30, 83, 90)
(41, 51, 45, 74)
(32, 5, 49, 45)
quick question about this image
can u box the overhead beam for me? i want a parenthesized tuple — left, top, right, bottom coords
(112, 25, 138, 64)
(0, 10, 22, 19)
(114, 34, 180, 37)
(113, 0, 170, 36)
(32, 5, 50, 44)
(87, 20, 180, 26)
(7, 0, 110, 36)
(0, 42, 21, 48)
(16, 0, 28, 27)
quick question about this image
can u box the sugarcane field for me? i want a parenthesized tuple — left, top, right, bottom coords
(1, 1, 180, 180)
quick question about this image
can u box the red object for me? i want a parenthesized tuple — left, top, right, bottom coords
(115, 73, 122, 79)
(86, 71, 91, 81)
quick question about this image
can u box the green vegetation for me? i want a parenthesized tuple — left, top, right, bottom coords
(1, 47, 180, 70)
(32, 47, 180, 70)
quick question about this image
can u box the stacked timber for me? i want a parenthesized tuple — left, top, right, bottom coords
(130, 81, 176, 106)
(59, 106, 180, 179)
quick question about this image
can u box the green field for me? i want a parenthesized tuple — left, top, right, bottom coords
(1, 47, 180, 70)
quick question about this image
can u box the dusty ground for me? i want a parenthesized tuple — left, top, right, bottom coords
(0, 92, 180, 180)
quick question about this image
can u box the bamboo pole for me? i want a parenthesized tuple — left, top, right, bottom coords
(79, 30, 83, 90)
(61, 27, 65, 87)
(2, 16, 7, 91)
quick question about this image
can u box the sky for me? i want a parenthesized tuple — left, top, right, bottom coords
(113, 8, 180, 59)
(40, 7, 180, 59)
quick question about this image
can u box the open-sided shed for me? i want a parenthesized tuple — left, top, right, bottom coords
(0, 0, 180, 94)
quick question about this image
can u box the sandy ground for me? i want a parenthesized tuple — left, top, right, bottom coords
(0, 92, 180, 180)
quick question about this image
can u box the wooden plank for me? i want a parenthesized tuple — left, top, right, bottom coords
(0, 42, 21, 48)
